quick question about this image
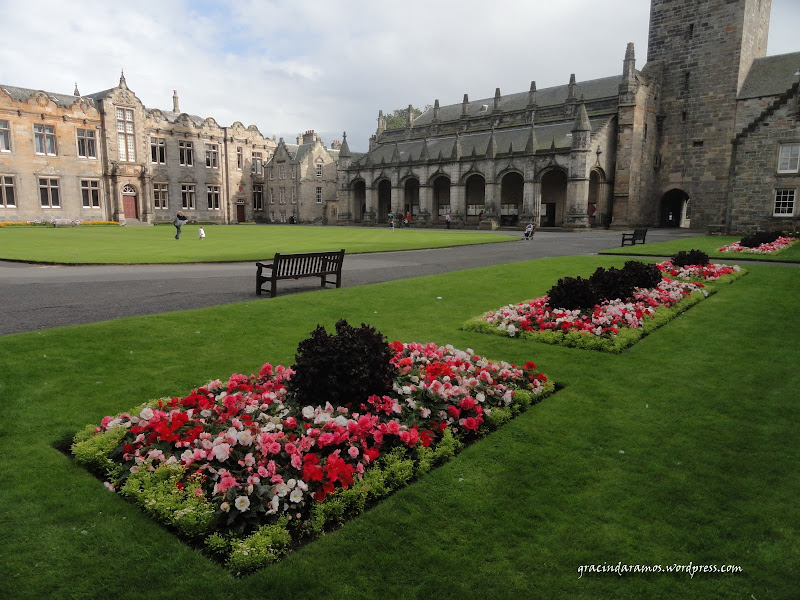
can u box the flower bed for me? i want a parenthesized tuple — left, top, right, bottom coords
(72, 341, 553, 575)
(464, 261, 745, 353)
(719, 236, 797, 254)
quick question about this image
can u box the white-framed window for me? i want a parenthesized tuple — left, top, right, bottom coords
(291, 165, 296, 179)
(150, 137, 166, 164)
(316, 162, 323, 177)
(315, 186, 322, 203)
(270, 210, 275, 222)
(253, 184, 263, 210)
(153, 182, 169, 209)
(291, 188, 296, 204)
(467, 204, 484, 216)
(279, 187, 285, 204)
(181, 184, 195, 209)
(205, 144, 219, 169)
(774, 188, 796, 216)
(278, 164, 285, 179)
(269, 167, 274, 180)
(0, 175, 15, 207)
(269, 188, 274, 204)
(236, 146, 243, 170)
(115, 108, 135, 161)
(0, 120, 10, 152)
(77, 129, 96, 159)
(280, 210, 287, 223)
(207, 185, 220, 210)
(34, 124, 57, 155)
(178, 141, 194, 166)
(438, 203, 451, 216)
(39, 177, 60, 207)
(778, 143, 800, 173)
(80, 179, 100, 208)
(252, 151, 263, 175)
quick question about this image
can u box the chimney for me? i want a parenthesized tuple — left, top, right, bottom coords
(172, 90, 180, 113)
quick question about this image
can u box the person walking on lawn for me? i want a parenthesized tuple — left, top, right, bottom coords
(173, 211, 188, 239)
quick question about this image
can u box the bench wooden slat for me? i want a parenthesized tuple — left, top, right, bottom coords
(621, 228, 648, 247)
(256, 249, 345, 297)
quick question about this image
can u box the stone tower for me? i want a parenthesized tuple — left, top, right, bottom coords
(647, 0, 771, 228)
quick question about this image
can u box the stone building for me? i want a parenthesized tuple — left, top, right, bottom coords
(262, 130, 341, 224)
(0, 74, 276, 225)
(336, 0, 800, 233)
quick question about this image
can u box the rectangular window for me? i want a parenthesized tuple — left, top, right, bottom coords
(278, 164, 285, 179)
(80, 180, 101, 208)
(207, 185, 220, 210)
(253, 184, 263, 210)
(315, 186, 322, 203)
(778, 143, 800, 173)
(291, 165, 296, 179)
(0, 175, 15, 207)
(437, 203, 451, 216)
(252, 152, 263, 175)
(150, 137, 166, 164)
(115, 108, 135, 161)
(269, 167, 274, 180)
(467, 204, 483, 216)
(39, 177, 60, 207)
(237, 147, 243, 170)
(291, 188, 296, 204)
(178, 141, 194, 166)
(205, 144, 219, 169)
(34, 124, 57, 155)
(77, 129, 96, 158)
(774, 189, 796, 216)
(279, 187, 285, 204)
(269, 188, 274, 204)
(153, 183, 169, 210)
(0, 120, 10, 152)
(316, 163, 323, 177)
(181, 184, 195, 209)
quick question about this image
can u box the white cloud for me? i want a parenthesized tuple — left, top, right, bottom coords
(0, 0, 796, 152)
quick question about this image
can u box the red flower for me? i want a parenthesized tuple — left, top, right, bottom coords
(447, 406, 461, 420)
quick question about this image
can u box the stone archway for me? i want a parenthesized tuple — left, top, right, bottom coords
(353, 180, 366, 222)
(377, 180, 391, 223)
(404, 178, 420, 217)
(660, 188, 689, 228)
(540, 169, 567, 227)
(465, 174, 485, 225)
(432, 176, 451, 224)
(500, 172, 523, 226)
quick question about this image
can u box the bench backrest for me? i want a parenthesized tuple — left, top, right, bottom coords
(634, 229, 647, 237)
(273, 249, 344, 277)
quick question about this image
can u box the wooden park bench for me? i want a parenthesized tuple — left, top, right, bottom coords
(256, 249, 345, 297)
(621, 228, 648, 247)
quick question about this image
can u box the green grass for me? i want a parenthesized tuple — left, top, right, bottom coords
(0, 225, 516, 264)
(1, 256, 799, 599)
(600, 235, 800, 263)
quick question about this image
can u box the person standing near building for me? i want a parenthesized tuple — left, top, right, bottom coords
(405, 211, 412, 228)
(445, 213, 451, 229)
(198, 226, 206, 240)
(388, 211, 394, 231)
(173, 211, 188, 239)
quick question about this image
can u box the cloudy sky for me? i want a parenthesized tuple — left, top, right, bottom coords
(1, 1, 797, 152)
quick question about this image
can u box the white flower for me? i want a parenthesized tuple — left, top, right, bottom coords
(289, 489, 303, 503)
(274, 482, 290, 497)
(139, 407, 154, 421)
(237, 430, 254, 446)
(302, 406, 315, 420)
(234, 496, 250, 512)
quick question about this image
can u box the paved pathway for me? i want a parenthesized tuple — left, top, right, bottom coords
(0, 228, 703, 335)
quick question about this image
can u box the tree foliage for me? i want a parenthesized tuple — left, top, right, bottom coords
(384, 106, 423, 130)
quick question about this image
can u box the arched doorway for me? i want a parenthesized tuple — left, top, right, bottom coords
(353, 180, 366, 222)
(377, 180, 391, 223)
(540, 169, 567, 227)
(432, 176, 451, 224)
(404, 178, 420, 217)
(500, 172, 523, 226)
(660, 189, 689, 228)
(588, 170, 601, 226)
(465, 174, 485, 224)
(121, 184, 138, 220)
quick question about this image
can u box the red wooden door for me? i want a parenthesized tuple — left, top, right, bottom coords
(123, 195, 138, 219)
(237, 204, 245, 222)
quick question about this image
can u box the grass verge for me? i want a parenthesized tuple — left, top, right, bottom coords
(600, 235, 800, 263)
(1, 255, 798, 599)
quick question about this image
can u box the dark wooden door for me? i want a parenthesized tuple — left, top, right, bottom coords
(236, 204, 245, 222)
(123, 195, 138, 219)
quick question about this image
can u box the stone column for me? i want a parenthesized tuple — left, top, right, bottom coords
(419, 184, 432, 224)
(364, 184, 377, 223)
(450, 183, 465, 225)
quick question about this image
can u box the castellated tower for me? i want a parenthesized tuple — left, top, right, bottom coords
(646, 0, 771, 228)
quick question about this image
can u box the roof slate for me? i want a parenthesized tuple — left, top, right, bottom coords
(0, 84, 97, 109)
(738, 51, 800, 99)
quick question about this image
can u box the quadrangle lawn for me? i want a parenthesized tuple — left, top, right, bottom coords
(0, 224, 517, 264)
(0, 255, 798, 599)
